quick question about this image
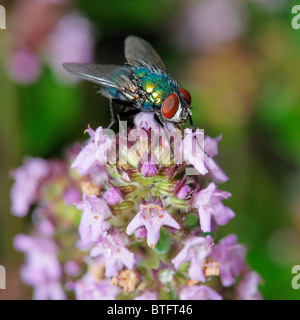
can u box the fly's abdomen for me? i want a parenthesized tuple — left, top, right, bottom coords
(134, 67, 177, 111)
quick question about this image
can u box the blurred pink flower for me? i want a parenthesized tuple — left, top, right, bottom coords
(14, 234, 65, 300)
(172, 235, 213, 282)
(204, 135, 228, 183)
(10, 157, 50, 217)
(63, 187, 82, 205)
(76, 195, 112, 244)
(183, 128, 208, 175)
(134, 112, 160, 130)
(8, 49, 41, 84)
(192, 182, 235, 232)
(7, 0, 94, 84)
(89, 165, 109, 186)
(45, 12, 94, 83)
(210, 234, 247, 287)
(177, 0, 246, 52)
(75, 274, 120, 300)
(64, 261, 81, 277)
(235, 271, 262, 300)
(179, 285, 222, 300)
(134, 291, 157, 300)
(71, 126, 114, 175)
(90, 232, 136, 277)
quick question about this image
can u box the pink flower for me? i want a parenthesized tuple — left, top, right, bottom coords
(210, 234, 246, 287)
(75, 274, 120, 300)
(193, 182, 235, 232)
(45, 12, 94, 83)
(76, 196, 112, 244)
(174, 177, 192, 200)
(36, 219, 55, 236)
(8, 49, 41, 84)
(235, 271, 262, 300)
(103, 185, 123, 205)
(63, 188, 82, 205)
(90, 232, 135, 277)
(134, 112, 160, 130)
(89, 164, 108, 186)
(33, 281, 66, 300)
(183, 128, 208, 176)
(71, 126, 114, 175)
(10, 157, 50, 217)
(204, 135, 228, 183)
(134, 291, 157, 300)
(126, 198, 180, 248)
(178, 0, 246, 52)
(172, 235, 213, 282)
(14, 234, 65, 300)
(179, 285, 222, 300)
(139, 162, 158, 177)
(64, 261, 81, 277)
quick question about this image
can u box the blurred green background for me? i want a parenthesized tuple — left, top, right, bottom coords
(1, 0, 300, 299)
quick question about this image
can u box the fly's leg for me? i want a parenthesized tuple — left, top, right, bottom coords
(108, 99, 118, 129)
(108, 99, 136, 129)
(154, 113, 165, 127)
(188, 114, 195, 131)
(118, 108, 141, 118)
(117, 108, 141, 133)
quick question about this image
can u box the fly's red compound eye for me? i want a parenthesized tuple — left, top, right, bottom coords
(179, 88, 192, 106)
(162, 93, 179, 119)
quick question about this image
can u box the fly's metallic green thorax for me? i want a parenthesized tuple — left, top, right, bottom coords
(133, 67, 178, 111)
(63, 35, 192, 126)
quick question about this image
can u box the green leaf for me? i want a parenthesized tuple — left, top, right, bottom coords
(184, 213, 199, 230)
(154, 227, 170, 254)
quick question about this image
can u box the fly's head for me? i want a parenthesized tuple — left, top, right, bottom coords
(161, 88, 192, 124)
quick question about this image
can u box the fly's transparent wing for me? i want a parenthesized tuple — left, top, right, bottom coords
(125, 36, 167, 71)
(63, 63, 136, 93)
